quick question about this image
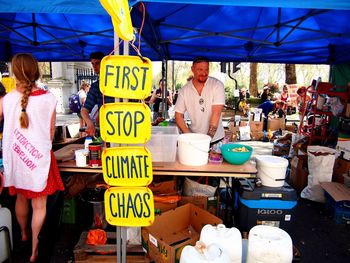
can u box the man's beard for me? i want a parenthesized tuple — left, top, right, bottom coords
(197, 76, 208, 83)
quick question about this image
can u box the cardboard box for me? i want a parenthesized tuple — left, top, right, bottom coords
(345, 103, 350, 118)
(333, 158, 350, 184)
(289, 155, 308, 193)
(267, 117, 286, 131)
(178, 196, 218, 215)
(149, 179, 177, 195)
(250, 131, 264, 141)
(249, 121, 263, 132)
(154, 201, 178, 213)
(142, 203, 222, 263)
(321, 182, 350, 224)
(336, 139, 350, 161)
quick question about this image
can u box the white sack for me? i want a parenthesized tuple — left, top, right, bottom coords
(301, 146, 336, 203)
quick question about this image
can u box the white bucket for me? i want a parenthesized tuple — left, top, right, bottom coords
(246, 225, 293, 263)
(75, 149, 89, 167)
(178, 133, 211, 166)
(256, 155, 288, 187)
(200, 224, 242, 263)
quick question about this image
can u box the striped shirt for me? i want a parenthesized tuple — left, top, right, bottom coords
(82, 80, 114, 112)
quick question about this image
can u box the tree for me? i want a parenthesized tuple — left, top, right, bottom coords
(285, 64, 297, 84)
(249, 63, 258, 96)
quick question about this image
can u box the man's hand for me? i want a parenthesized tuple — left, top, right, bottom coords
(207, 125, 217, 138)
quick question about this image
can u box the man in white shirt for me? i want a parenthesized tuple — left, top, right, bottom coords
(174, 57, 225, 145)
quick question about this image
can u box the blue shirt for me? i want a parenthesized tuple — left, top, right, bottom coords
(258, 100, 274, 117)
(83, 80, 114, 112)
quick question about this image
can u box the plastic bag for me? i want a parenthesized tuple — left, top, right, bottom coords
(301, 146, 336, 203)
(183, 177, 217, 197)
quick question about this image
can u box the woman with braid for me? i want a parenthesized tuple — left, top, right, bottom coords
(0, 53, 64, 262)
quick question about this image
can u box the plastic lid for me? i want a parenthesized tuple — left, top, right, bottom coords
(178, 133, 211, 143)
(255, 155, 288, 167)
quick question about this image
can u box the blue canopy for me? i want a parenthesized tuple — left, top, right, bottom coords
(1, 0, 350, 64)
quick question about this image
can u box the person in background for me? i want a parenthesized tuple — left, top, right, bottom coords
(279, 85, 290, 114)
(260, 85, 270, 103)
(80, 52, 114, 136)
(258, 100, 286, 130)
(0, 53, 64, 263)
(297, 86, 311, 122)
(174, 57, 225, 146)
(0, 82, 6, 133)
(238, 98, 250, 116)
(279, 85, 289, 103)
(149, 79, 172, 121)
(77, 81, 90, 137)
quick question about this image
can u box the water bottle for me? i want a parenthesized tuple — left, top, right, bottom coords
(84, 136, 93, 150)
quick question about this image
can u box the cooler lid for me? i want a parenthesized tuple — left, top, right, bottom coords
(239, 179, 297, 201)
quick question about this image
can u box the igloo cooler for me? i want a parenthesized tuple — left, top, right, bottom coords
(237, 179, 297, 233)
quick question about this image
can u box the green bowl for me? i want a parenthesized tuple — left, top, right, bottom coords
(220, 143, 253, 165)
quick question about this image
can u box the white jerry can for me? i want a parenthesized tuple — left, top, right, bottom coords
(180, 241, 230, 263)
(246, 225, 293, 263)
(0, 206, 12, 262)
(200, 224, 242, 263)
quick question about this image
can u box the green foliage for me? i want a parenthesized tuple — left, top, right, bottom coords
(175, 83, 182, 90)
(247, 97, 261, 107)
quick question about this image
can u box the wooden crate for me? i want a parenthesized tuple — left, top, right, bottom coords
(74, 232, 148, 262)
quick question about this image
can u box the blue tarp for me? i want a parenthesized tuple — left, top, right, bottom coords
(1, 0, 350, 63)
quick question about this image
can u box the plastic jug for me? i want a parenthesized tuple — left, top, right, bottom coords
(0, 206, 12, 262)
(180, 241, 230, 263)
(246, 225, 293, 263)
(200, 224, 242, 263)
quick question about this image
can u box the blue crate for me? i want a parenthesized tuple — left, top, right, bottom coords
(325, 192, 350, 225)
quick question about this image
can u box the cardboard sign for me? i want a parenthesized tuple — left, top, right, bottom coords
(99, 0, 134, 41)
(99, 102, 151, 143)
(105, 187, 154, 227)
(102, 147, 153, 187)
(99, 55, 152, 99)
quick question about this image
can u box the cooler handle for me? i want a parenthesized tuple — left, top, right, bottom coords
(342, 215, 350, 222)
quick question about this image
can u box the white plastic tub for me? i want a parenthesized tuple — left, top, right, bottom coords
(178, 133, 211, 166)
(256, 155, 289, 187)
(75, 149, 89, 167)
(147, 126, 179, 162)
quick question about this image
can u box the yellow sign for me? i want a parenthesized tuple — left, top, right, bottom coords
(102, 147, 153, 187)
(1, 77, 15, 93)
(100, 102, 151, 143)
(99, 0, 134, 41)
(105, 187, 154, 227)
(99, 55, 152, 100)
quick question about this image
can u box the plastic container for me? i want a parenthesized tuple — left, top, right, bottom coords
(75, 149, 89, 167)
(246, 225, 293, 263)
(88, 142, 102, 167)
(180, 242, 230, 263)
(178, 133, 211, 166)
(84, 136, 93, 149)
(0, 206, 12, 263)
(255, 155, 289, 187)
(200, 224, 242, 263)
(220, 144, 253, 165)
(146, 126, 179, 162)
